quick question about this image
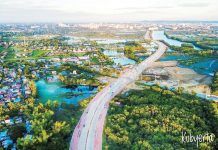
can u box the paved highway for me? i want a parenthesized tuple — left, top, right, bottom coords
(70, 40, 167, 150)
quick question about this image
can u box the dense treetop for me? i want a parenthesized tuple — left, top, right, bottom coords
(104, 85, 218, 150)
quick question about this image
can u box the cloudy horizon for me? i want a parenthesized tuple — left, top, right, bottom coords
(0, 0, 217, 23)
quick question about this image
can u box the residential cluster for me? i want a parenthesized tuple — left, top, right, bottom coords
(0, 66, 31, 106)
(0, 65, 33, 149)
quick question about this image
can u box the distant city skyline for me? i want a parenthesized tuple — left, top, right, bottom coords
(0, 0, 217, 23)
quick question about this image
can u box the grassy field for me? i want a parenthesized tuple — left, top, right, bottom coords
(4, 47, 15, 60)
(31, 50, 48, 58)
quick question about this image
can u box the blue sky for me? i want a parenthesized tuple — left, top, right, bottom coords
(0, 0, 217, 22)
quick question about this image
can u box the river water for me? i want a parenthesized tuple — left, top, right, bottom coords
(152, 31, 202, 50)
(160, 55, 218, 76)
(103, 50, 136, 66)
(151, 31, 217, 76)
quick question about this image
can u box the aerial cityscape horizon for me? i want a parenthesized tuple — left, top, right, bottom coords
(0, 0, 218, 150)
(1, 20, 218, 24)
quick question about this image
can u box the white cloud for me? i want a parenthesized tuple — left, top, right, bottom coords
(178, 1, 210, 8)
(0, 0, 217, 22)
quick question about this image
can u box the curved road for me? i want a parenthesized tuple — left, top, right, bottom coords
(70, 40, 167, 150)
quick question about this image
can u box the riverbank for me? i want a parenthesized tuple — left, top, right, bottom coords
(152, 30, 218, 76)
(123, 65, 212, 95)
(152, 31, 202, 50)
(164, 31, 218, 50)
(145, 66, 211, 93)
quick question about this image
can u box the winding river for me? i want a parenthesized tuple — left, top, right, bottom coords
(152, 31, 217, 76)
(152, 31, 202, 50)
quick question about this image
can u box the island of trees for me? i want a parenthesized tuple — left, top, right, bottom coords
(124, 41, 146, 63)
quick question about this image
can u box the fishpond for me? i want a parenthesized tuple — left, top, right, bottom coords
(36, 80, 97, 105)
